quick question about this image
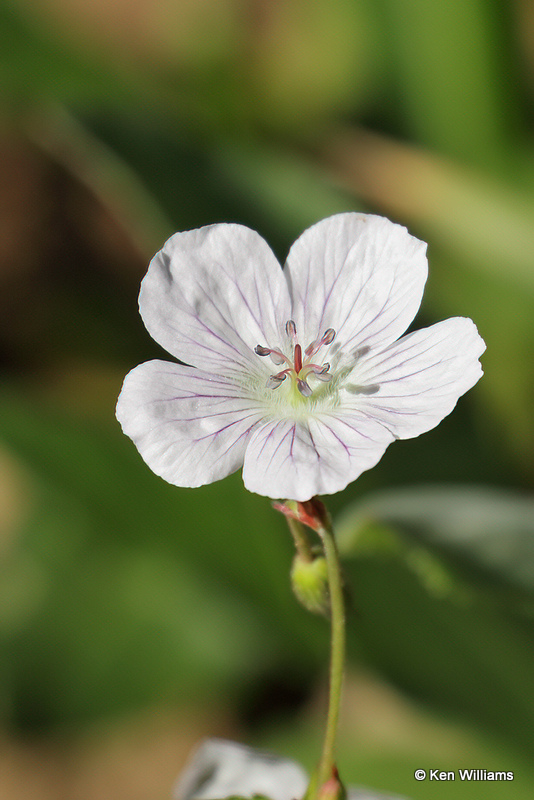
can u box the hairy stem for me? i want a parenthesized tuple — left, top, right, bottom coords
(316, 518, 346, 787)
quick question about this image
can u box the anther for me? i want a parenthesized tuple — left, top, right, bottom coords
(304, 340, 320, 357)
(256, 322, 336, 397)
(286, 320, 297, 339)
(313, 370, 332, 383)
(255, 345, 288, 366)
(322, 328, 335, 345)
(266, 373, 288, 389)
(297, 378, 312, 397)
(304, 328, 336, 358)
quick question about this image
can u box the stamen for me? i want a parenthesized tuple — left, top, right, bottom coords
(322, 328, 336, 345)
(313, 371, 332, 382)
(297, 378, 312, 397)
(255, 344, 288, 366)
(304, 338, 321, 357)
(266, 372, 288, 389)
(305, 328, 336, 358)
(256, 321, 337, 397)
(286, 320, 297, 339)
(269, 350, 288, 366)
(303, 363, 333, 383)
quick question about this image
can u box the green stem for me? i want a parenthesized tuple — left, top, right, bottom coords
(316, 519, 346, 787)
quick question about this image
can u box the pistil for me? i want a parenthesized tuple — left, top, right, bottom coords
(294, 343, 303, 373)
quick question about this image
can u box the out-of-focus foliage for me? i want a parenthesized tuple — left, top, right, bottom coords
(1, 0, 534, 795)
(337, 488, 534, 755)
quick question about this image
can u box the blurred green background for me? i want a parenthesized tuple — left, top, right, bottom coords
(1, 0, 534, 798)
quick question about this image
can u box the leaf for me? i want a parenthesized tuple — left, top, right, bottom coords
(337, 485, 534, 597)
(336, 485, 534, 756)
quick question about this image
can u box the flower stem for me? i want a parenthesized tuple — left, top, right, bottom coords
(276, 499, 346, 797)
(316, 517, 346, 788)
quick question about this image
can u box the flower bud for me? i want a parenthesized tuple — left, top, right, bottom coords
(318, 766, 347, 800)
(290, 552, 329, 615)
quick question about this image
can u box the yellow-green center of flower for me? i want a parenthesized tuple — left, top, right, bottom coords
(254, 320, 335, 398)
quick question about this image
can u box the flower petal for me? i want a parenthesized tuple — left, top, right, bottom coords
(116, 360, 264, 487)
(348, 317, 485, 439)
(174, 739, 308, 800)
(284, 213, 428, 352)
(243, 413, 395, 501)
(140, 224, 291, 374)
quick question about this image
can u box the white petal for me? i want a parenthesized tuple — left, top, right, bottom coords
(140, 224, 291, 374)
(285, 213, 428, 352)
(174, 739, 308, 800)
(116, 360, 264, 487)
(349, 317, 485, 439)
(243, 413, 395, 501)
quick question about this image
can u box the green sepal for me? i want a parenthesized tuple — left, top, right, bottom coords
(291, 552, 330, 615)
(302, 764, 347, 800)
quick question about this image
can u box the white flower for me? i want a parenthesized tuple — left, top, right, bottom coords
(174, 739, 308, 800)
(116, 213, 485, 501)
(174, 738, 408, 800)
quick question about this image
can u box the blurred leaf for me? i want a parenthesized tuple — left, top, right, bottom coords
(375, 0, 521, 171)
(424, 251, 534, 472)
(1, 0, 377, 139)
(240, 0, 377, 129)
(214, 142, 361, 246)
(336, 486, 534, 756)
(337, 485, 534, 597)
(0, 0, 127, 105)
(24, 105, 173, 258)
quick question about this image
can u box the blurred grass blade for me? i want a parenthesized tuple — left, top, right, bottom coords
(214, 140, 360, 243)
(320, 126, 534, 293)
(24, 104, 173, 258)
(376, 0, 521, 171)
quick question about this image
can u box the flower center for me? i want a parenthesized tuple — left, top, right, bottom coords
(254, 320, 335, 397)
